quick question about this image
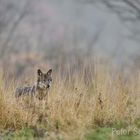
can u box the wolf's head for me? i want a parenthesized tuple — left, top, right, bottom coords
(37, 69, 52, 90)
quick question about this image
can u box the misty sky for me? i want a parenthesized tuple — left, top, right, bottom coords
(1, 0, 140, 65)
(33, 0, 139, 64)
(26, 1, 140, 51)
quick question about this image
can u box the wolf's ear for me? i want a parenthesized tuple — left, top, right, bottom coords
(46, 69, 52, 76)
(37, 69, 43, 76)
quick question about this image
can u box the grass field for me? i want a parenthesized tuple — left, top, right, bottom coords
(0, 58, 140, 140)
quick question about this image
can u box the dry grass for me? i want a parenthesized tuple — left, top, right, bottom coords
(0, 58, 140, 139)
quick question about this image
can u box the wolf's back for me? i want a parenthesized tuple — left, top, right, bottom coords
(15, 86, 35, 97)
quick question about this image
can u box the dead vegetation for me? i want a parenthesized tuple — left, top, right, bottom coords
(0, 57, 140, 139)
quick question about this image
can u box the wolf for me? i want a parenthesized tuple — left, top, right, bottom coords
(15, 69, 52, 100)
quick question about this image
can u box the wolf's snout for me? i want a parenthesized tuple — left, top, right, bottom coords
(47, 84, 50, 88)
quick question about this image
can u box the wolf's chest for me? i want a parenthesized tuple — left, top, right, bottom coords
(36, 89, 48, 100)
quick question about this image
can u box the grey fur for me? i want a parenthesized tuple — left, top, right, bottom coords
(15, 69, 52, 100)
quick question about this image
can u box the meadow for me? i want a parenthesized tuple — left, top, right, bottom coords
(0, 57, 140, 140)
(0, 0, 140, 139)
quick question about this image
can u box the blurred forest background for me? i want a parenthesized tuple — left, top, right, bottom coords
(0, 0, 140, 79)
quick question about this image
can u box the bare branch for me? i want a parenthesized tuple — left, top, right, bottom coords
(0, 0, 30, 57)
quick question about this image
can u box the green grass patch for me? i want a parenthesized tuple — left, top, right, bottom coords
(84, 127, 140, 140)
